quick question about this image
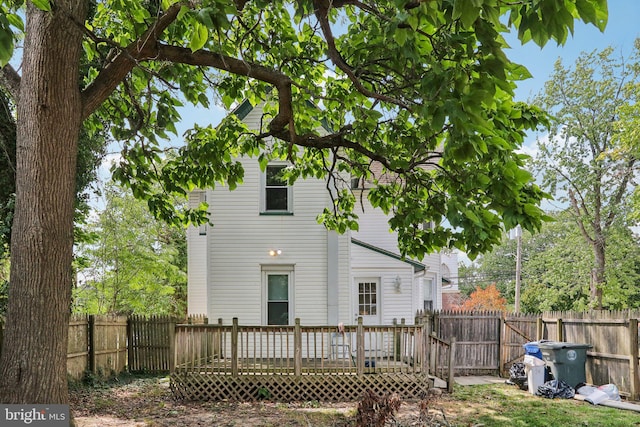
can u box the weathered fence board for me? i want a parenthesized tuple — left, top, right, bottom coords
(417, 309, 639, 401)
(429, 310, 502, 375)
(540, 310, 640, 400)
(89, 314, 128, 377)
(18, 314, 133, 381)
(4, 309, 639, 402)
(128, 315, 176, 373)
(500, 313, 539, 376)
(67, 314, 89, 380)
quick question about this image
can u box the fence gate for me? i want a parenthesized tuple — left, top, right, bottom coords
(500, 314, 538, 376)
(434, 311, 501, 375)
(128, 315, 176, 373)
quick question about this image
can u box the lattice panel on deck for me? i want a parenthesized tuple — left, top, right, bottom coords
(170, 373, 430, 402)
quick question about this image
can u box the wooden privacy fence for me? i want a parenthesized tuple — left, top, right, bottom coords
(1, 314, 175, 380)
(539, 310, 640, 400)
(170, 317, 453, 401)
(4, 310, 639, 400)
(128, 315, 175, 373)
(417, 310, 536, 376)
(420, 309, 640, 401)
(2, 314, 130, 380)
(426, 310, 503, 376)
(68, 314, 128, 380)
(500, 312, 539, 373)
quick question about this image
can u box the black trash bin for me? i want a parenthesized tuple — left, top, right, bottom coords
(537, 341, 592, 388)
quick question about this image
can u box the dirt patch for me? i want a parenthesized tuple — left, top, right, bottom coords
(70, 376, 450, 426)
(71, 377, 355, 426)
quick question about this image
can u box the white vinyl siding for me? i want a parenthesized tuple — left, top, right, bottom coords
(423, 276, 435, 311)
(185, 101, 446, 324)
(186, 191, 208, 315)
(351, 244, 416, 325)
(350, 192, 399, 253)
(334, 228, 352, 325)
(200, 103, 339, 324)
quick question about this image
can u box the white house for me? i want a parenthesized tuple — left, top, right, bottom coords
(186, 101, 456, 326)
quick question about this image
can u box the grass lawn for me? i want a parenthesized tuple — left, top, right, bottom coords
(70, 375, 640, 426)
(443, 383, 640, 427)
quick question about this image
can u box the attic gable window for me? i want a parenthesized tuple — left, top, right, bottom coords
(351, 177, 363, 189)
(261, 164, 293, 214)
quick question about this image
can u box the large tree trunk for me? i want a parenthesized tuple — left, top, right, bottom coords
(0, 1, 86, 403)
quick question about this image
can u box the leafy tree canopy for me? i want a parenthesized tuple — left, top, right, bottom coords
(462, 210, 640, 313)
(533, 41, 638, 307)
(457, 283, 507, 311)
(1, 0, 608, 260)
(74, 180, 187, 317)
(0, 0, 611, 407)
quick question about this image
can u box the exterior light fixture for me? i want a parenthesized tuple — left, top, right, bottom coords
(394, 275, 402, 293)
(269, 249, 282, 257)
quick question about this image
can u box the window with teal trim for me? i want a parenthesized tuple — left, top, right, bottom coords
(263, 164, 292, 213)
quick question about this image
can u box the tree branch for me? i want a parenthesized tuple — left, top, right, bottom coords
(81, 1, 186, 119)
(568, 189, 595, 245)
(605, 157, 637, 228)
(154, 44, 293, 134)
(313, 0, 411, 110)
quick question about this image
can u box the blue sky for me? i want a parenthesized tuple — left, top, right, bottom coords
(507, 0, 640, 102)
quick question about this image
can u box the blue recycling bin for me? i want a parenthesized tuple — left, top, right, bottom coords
(523, 341, 543, 360)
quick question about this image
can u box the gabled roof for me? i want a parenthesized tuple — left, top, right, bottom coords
(351, 238, 426, 272)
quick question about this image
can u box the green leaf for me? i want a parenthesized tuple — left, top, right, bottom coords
(394, 29, 408, 46)
(0, 28, 13, 67)
(453, 0, 480, 27)
(407, 14, 418, 30)
(509, 64, 532, 81)
(31, 0, 51, 12)
(177, 5, 190, 21)
(6, 14, 23, 32)
(189, 21, 208, 52)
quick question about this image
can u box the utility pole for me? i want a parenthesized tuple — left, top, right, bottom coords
(514, 225, 522, 313)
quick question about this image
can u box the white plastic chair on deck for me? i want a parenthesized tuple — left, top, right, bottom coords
(330, 322, 352, 360)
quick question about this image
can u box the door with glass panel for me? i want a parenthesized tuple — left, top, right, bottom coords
(353, 277, 381, 358)
(266, 273, 290, 325)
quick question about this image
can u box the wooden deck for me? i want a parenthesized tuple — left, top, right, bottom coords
(170, 317, 455, 401)
(176, 356, 422, 375)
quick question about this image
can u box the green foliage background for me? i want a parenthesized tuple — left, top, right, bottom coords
(74, 181, 187, 317)
(459, 210, 640, 313)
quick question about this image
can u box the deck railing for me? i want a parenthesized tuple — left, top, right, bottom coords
(428, 332, 456, 393)
(174, 317, 430, 376)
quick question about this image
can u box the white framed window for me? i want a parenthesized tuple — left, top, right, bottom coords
(358, 280, 378, 316)
(261, 163, 293, 214)
(423, 276, 434, 311)
(351, 176, 363, 189)
(262, 265, 294, 325)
